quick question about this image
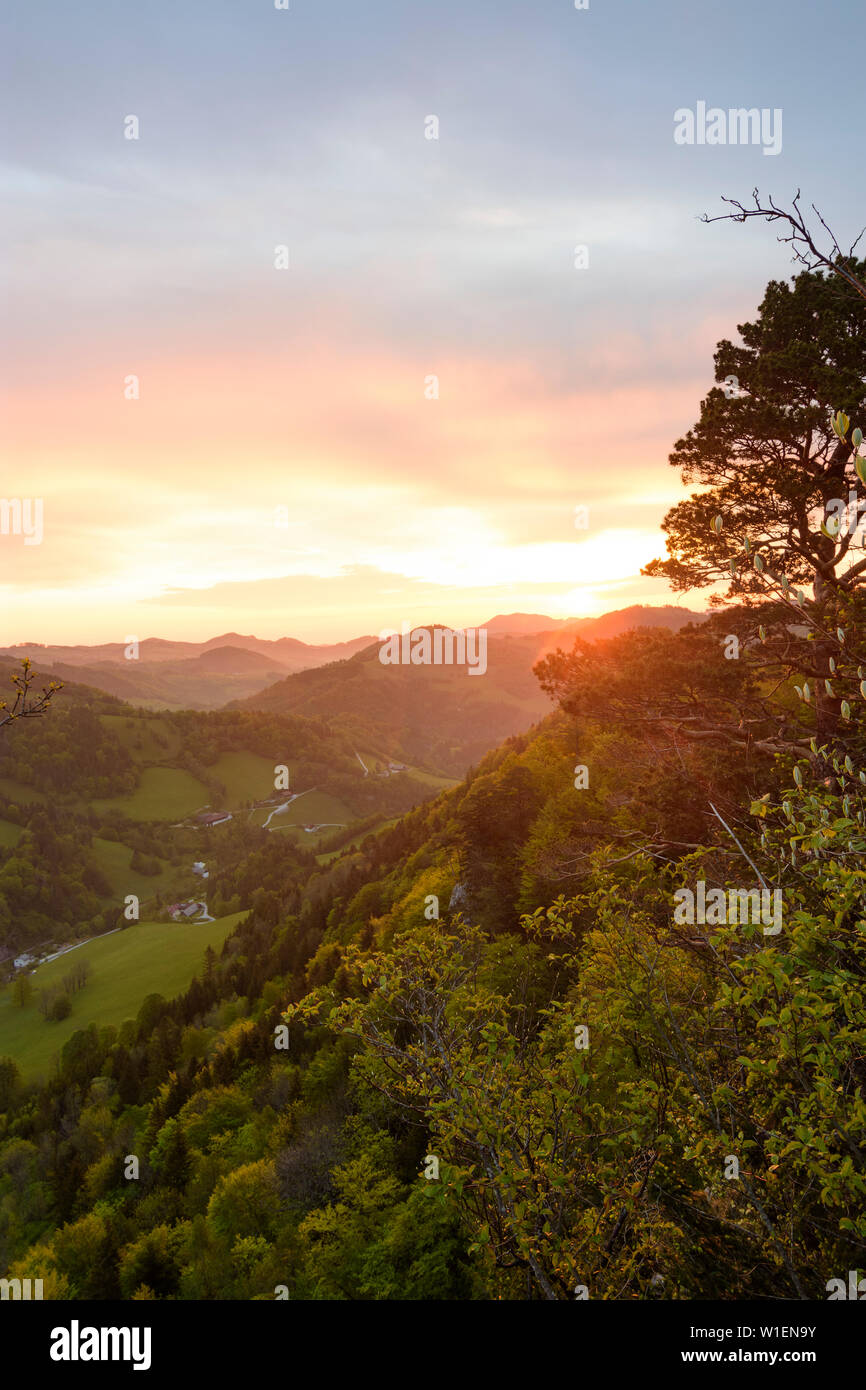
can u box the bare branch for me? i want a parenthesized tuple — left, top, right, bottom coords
(701, 189, 866, 302)
(0, 659, 63, 732)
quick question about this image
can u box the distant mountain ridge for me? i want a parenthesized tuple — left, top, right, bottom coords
(483, 605, 702, 637)
(0, 633, 377, 710)
(1, 631, 375, 668)
(0, 607, 704, 715)
(483, 613, 571, 635)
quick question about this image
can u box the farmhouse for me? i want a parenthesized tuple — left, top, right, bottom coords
(195, 812, 232, 827)
(168, 901, 203, 922)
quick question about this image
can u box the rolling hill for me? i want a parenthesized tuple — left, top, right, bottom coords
(234, 607, 706, 776)
(0, 634, 376, 709)
(233, 630, 552, 776)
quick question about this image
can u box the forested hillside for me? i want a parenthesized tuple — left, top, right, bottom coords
(234, 630, 551, 776)
(235, 610, 703, 778)
(1, 256, 865, 1301)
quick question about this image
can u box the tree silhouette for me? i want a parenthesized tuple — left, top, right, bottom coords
(642, 246, 866, 745)
(0, 659, 62, 733)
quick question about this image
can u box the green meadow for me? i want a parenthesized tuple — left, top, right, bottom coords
(0, 820, 22, 849)
(211, 751, 280, 808)
(90, 836, 182, 902)
(0, 912, 245, 1081)
(92, 766, 210, 822)
(96, 722, 286, 818)
(0, 777, 47, 805)
(316, 817, 400, 864)
(407, 769, 460, 790)
(252, 788, 353, 829)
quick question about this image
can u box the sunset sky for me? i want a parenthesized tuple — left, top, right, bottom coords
(2, 0, 863, 644)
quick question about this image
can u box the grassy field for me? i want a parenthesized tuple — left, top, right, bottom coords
(255, 790, 355, 850)
(0, 819, 22, 849)
(315, 817, 399, 864)
(0, 777, 47, 805)
(92, 766, 210, 822)
(407, 769, 460, 790)
(257, 789, 353, 828)
(211, 751, 281, 809)
(247, 787, 348, 829)
(278, 789, 353, 824)
(90, 836, 182, 902)
(0, 912, 245, 1081)
(96, 729, 297, 818)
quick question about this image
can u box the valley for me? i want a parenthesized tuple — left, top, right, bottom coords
(0, 605, 693, 1082)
